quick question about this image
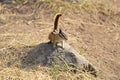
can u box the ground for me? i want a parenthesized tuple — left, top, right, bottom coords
(0, 0, 120, 80)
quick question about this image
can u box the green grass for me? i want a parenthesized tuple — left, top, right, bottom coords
(79, 49, 86, 55)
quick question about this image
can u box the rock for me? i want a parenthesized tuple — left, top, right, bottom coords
(21, 42, 97, 76)
(0, 0, 13, 3)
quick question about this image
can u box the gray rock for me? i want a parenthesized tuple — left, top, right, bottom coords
(21, 42, 97, 76)
(0, 0, 13, 3)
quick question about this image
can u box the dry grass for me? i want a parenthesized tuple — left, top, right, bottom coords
(0, 67, 52, 80)
(0, 0, 119, 80)
(0, 33, 96, 80)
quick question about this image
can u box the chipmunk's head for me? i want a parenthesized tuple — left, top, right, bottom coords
(59, 29, 68, 40)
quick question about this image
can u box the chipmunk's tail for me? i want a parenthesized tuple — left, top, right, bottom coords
(54, 13, 62, 31)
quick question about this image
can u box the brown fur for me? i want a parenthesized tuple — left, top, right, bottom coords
(48, 13, 68, 48)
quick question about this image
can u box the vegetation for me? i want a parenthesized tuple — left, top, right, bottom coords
(0, 0, 119, 80)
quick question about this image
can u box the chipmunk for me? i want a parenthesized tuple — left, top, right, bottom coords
(48, 13, 68, 48)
